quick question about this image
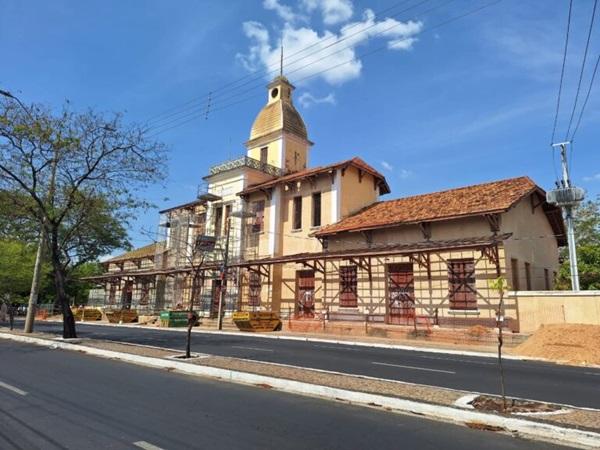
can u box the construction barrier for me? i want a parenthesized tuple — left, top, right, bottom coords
(232, 311, 282, 332)
(105, 309, 138, 324)
(72, 307, 102, 322)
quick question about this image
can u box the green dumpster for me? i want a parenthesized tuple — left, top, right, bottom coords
(160, 310, 192, 328)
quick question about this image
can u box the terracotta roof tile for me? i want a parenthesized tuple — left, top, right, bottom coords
(239, 157, 390, 195)
(106, 243, 157, 263)
(316, 176, 541, 236)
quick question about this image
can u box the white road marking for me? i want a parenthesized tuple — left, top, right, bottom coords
(133, 441, 166, 450)
(231, 346, 273, 352)
(417, 354, 495, 366)
(584, 372, 600, 376)
(313, 345, 362, 352)
(372, 362, 456, 374)
(0, 380, 28, 396)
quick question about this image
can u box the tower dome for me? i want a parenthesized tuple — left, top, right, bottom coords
(249, 76, 308, 142)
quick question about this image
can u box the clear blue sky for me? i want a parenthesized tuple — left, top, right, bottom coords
(1, 0, 599, 250)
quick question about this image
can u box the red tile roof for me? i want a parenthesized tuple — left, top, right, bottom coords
(106, 243, 157, 263)
(239, 157, 390, 196)
(315, 176, 556, 236)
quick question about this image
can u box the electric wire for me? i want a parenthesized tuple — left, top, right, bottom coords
(146, 0, 444, 129)
(145, 0, 422, 124)
(570, 53, 600, 141)
(564, 0, 598, 140)
(550, 0, 572, 146)
(148, 0, 503, 137)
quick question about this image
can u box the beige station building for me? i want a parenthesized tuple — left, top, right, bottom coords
(91, 75, 567, 332)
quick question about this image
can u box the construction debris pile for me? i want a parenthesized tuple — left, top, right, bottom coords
(514, 324, 600, 366)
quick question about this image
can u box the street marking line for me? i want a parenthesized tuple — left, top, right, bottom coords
(133, 441, 165, 450)
(372, 362, 455, 374)
(314, 344, 362, 352)
(417, 355, 495, 366)
(0, 380, 27, 396)
(231, 346, 273, 352)
(584, 372, 600, 376)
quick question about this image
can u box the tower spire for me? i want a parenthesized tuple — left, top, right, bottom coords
(280, 44, 283, 77)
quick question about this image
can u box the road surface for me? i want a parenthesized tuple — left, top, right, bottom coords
(0, 340, 568, 450)
(9, 320, 600, 409)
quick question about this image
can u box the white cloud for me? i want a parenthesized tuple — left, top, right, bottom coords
(263, 0, 299, 23)
(302, 0, 353, 25)
(298, 91, 336, 108)
(399, 169, 412, 179)
(583, 174, 600, 182)
(381, 161, 393, 171)
(237, 5, 422, 86)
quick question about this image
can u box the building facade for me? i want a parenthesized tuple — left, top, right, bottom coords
(91, 75, 565, 331)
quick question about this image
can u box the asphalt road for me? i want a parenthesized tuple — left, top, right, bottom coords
(11, 320, 600, 410)
(0, 340, 570, 450)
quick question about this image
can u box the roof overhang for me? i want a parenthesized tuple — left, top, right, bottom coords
(232, 234, 511, 267)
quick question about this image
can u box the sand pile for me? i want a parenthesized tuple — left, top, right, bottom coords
(515, 324, 600, 366)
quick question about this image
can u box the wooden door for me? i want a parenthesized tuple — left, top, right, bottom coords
(448, 259, 477, 310)
(296, 270, 315, 318)
(210, 279, 222, 318)
(387, 263, 414, 325)
(123, 281, 133, 309)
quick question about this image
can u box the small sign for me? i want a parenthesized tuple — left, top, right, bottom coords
(195, 235, 216, 252)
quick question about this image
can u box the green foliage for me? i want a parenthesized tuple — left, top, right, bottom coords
(0, 239, 52, 303)
(557, 197, 600, 290)
(488, 276, 507, 294)
(65, 261, 104, 305)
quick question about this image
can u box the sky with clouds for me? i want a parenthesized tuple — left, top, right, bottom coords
(1, 0, 599, 249)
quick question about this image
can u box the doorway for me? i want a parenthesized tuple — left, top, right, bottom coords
(386, 263, 415, 325)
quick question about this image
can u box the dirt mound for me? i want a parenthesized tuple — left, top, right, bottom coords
(515, 324, 600, 366)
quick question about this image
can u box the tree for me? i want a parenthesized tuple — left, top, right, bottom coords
(66, 262, 104, 306)
(0, 91, 166, 338)
(0, 239, 51, 303)
(556, 197, 600, 290)
(489, 276, 508, 411)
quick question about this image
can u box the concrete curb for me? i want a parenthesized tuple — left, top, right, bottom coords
(2, 332, 599, 449)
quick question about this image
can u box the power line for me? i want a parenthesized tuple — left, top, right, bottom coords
(146, 0, 422, 125)
(550, 0, 572, 145)
(206, 0, 436, 105)
(570, 53, 600, 141)
(148, 0, 452, 134)
(146, 0, 444, 129)
(149, 0, 503, 137)
(564, 0, 598, 140)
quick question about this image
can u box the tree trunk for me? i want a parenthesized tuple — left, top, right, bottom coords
(50, 235, 77, 339)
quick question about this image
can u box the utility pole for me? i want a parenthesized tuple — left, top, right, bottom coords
(217, 217, 231, 331)
(548, 141, 584, 291)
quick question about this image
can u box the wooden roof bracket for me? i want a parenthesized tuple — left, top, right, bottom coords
(302, 259, 325, 274)
(347, 256, 372, 281)
(248, 265, 270, 279)
(480, 244, 501, 276)
(531, 193, 543, 213)
(419, 222, 432, 240)
(361, 230, 373, 247)
(260, 188, 273, 200)
(484, 213, 501, 234)
(409, 252, 432, 279)
(316, 235, 329, 251)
